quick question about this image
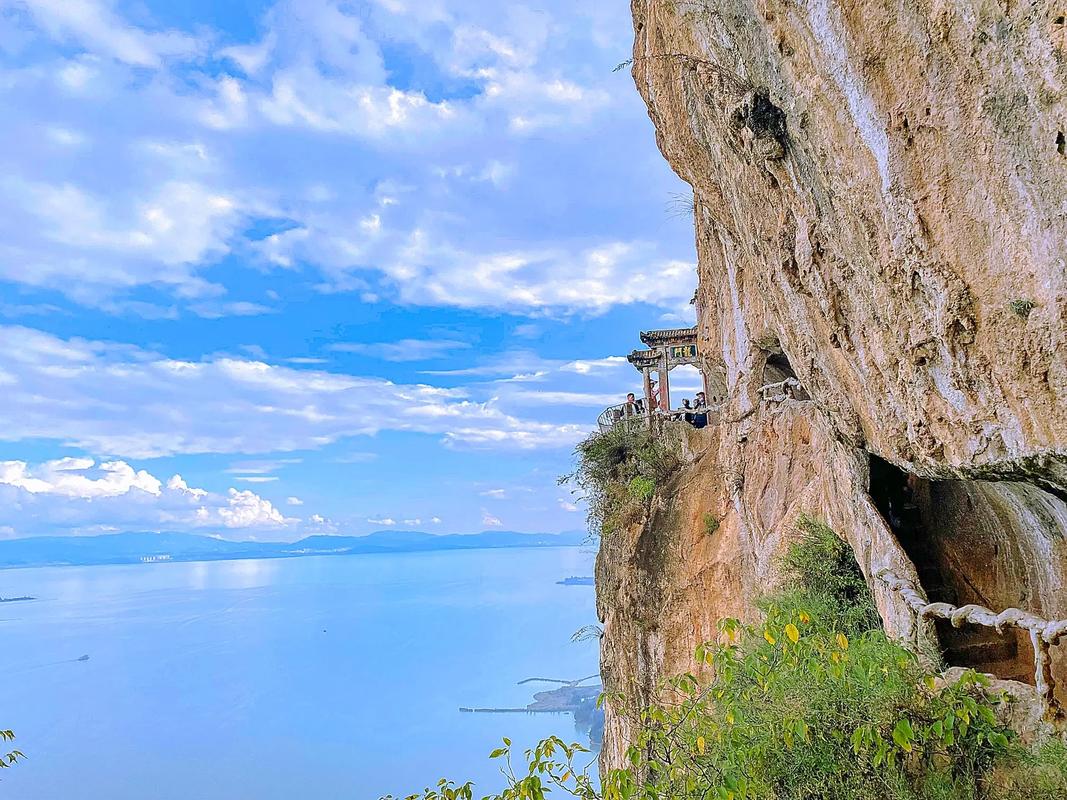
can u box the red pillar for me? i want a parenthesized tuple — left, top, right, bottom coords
(658, 353, 670, 412)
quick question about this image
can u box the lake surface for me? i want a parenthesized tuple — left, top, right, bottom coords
(0, 546, 600, 799)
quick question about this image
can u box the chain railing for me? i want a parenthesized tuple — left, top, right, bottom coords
(877, 569, 1067, 715)
(759, 377, 800, 402)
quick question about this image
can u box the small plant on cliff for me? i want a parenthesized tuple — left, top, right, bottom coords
(1008, 298, 1036, 318)
(0, 729, 24, 771)
(702, 512, 720, 536)
(561, 425, 681, 536)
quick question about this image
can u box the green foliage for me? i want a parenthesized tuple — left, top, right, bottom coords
(628, 476, 655, 502)
(382, 736, 602, 800)
(702, 512, 720, 536)
(561, 426, 681, 536)
(783, 515, 881, 636)
(629, 599, 1015, 800)
(1008, 298, 1036, 318)
(0, 729, 24, 771)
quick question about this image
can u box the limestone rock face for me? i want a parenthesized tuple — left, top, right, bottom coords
(598, 0, 1067, 769)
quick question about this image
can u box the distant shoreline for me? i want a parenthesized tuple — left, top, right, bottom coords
(0, 530, 591, 572)
(0, 595, 35, 602)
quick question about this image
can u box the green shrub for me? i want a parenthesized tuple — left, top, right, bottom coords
(783, 515, 881, 636)
(628, 476, 655, 502)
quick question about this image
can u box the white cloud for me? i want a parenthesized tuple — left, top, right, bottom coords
(0, 326, 586, 458)
(12, 0, 203, 68)
(217, 488, 287, 528)
(198, 75, 249, 130)
(286, 496, 303, 506)
(480, 488, 507, 499)
(45, 126, 87, 147)
(329, 338, 471, 362)
(0, 458, 161, 497)
(481, 509, 502, 527)
(558, 498, 579, 513)
(3, 179, 240, 300)
(259, 70, 459, 139)
(562, 356, 629, 375)
(167, 474, 206, 499)
(384, 234, 696, 315)
(503, 390, 621, 407)
(430, 516, 442, 524)
(367, 516, 396, 526)
(0, 458, 293, 535)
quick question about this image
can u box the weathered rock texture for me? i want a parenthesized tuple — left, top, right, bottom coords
(597, 0, 1067, 769)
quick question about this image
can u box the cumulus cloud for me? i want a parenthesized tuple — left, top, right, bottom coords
(286, 496, 304, 506)
(0, 458, 293, 536)
(367, 516, 396, 526)
(217, 488, 288, 528)
(0, 457, 161, 497)
(481, 510, 502, 528)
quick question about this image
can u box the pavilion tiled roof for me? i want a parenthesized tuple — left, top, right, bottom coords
(639, 326, 698, 346)
(626, 349, 659, 367)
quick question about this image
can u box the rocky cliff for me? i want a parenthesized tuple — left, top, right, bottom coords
(597, 0, 1067, 769)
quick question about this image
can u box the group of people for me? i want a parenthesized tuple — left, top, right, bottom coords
(676, 392, 710, 428)
(616, 389, 710, 429)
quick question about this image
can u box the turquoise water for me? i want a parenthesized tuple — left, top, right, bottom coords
(0, 547, 600, 799)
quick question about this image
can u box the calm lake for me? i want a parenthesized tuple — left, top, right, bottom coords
(0, 546, 600, 799)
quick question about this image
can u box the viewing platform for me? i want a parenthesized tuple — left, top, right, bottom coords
(599, 326, 719, 433)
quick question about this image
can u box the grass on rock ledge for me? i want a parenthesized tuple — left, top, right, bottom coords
(560, 425, 682, 537)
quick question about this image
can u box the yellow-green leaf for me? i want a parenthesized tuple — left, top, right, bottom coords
(763, 630, 776, 645)
(836, 633, 849, 650)
(696, 736, 706, 755)
(785, 624, 800, 643)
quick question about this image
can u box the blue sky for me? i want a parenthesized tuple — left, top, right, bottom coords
(0, 0, 696, 539)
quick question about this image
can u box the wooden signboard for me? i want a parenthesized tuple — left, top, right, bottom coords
(667, 343, 698, 366)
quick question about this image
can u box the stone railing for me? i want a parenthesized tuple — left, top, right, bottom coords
(877, 569, 1067, 715)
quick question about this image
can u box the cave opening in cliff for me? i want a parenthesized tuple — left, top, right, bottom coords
(760, 348, 810, 400)
(866, 455, 1050, 686)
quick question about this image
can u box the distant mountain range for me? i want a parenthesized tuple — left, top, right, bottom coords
(0, 530, 588, 569)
